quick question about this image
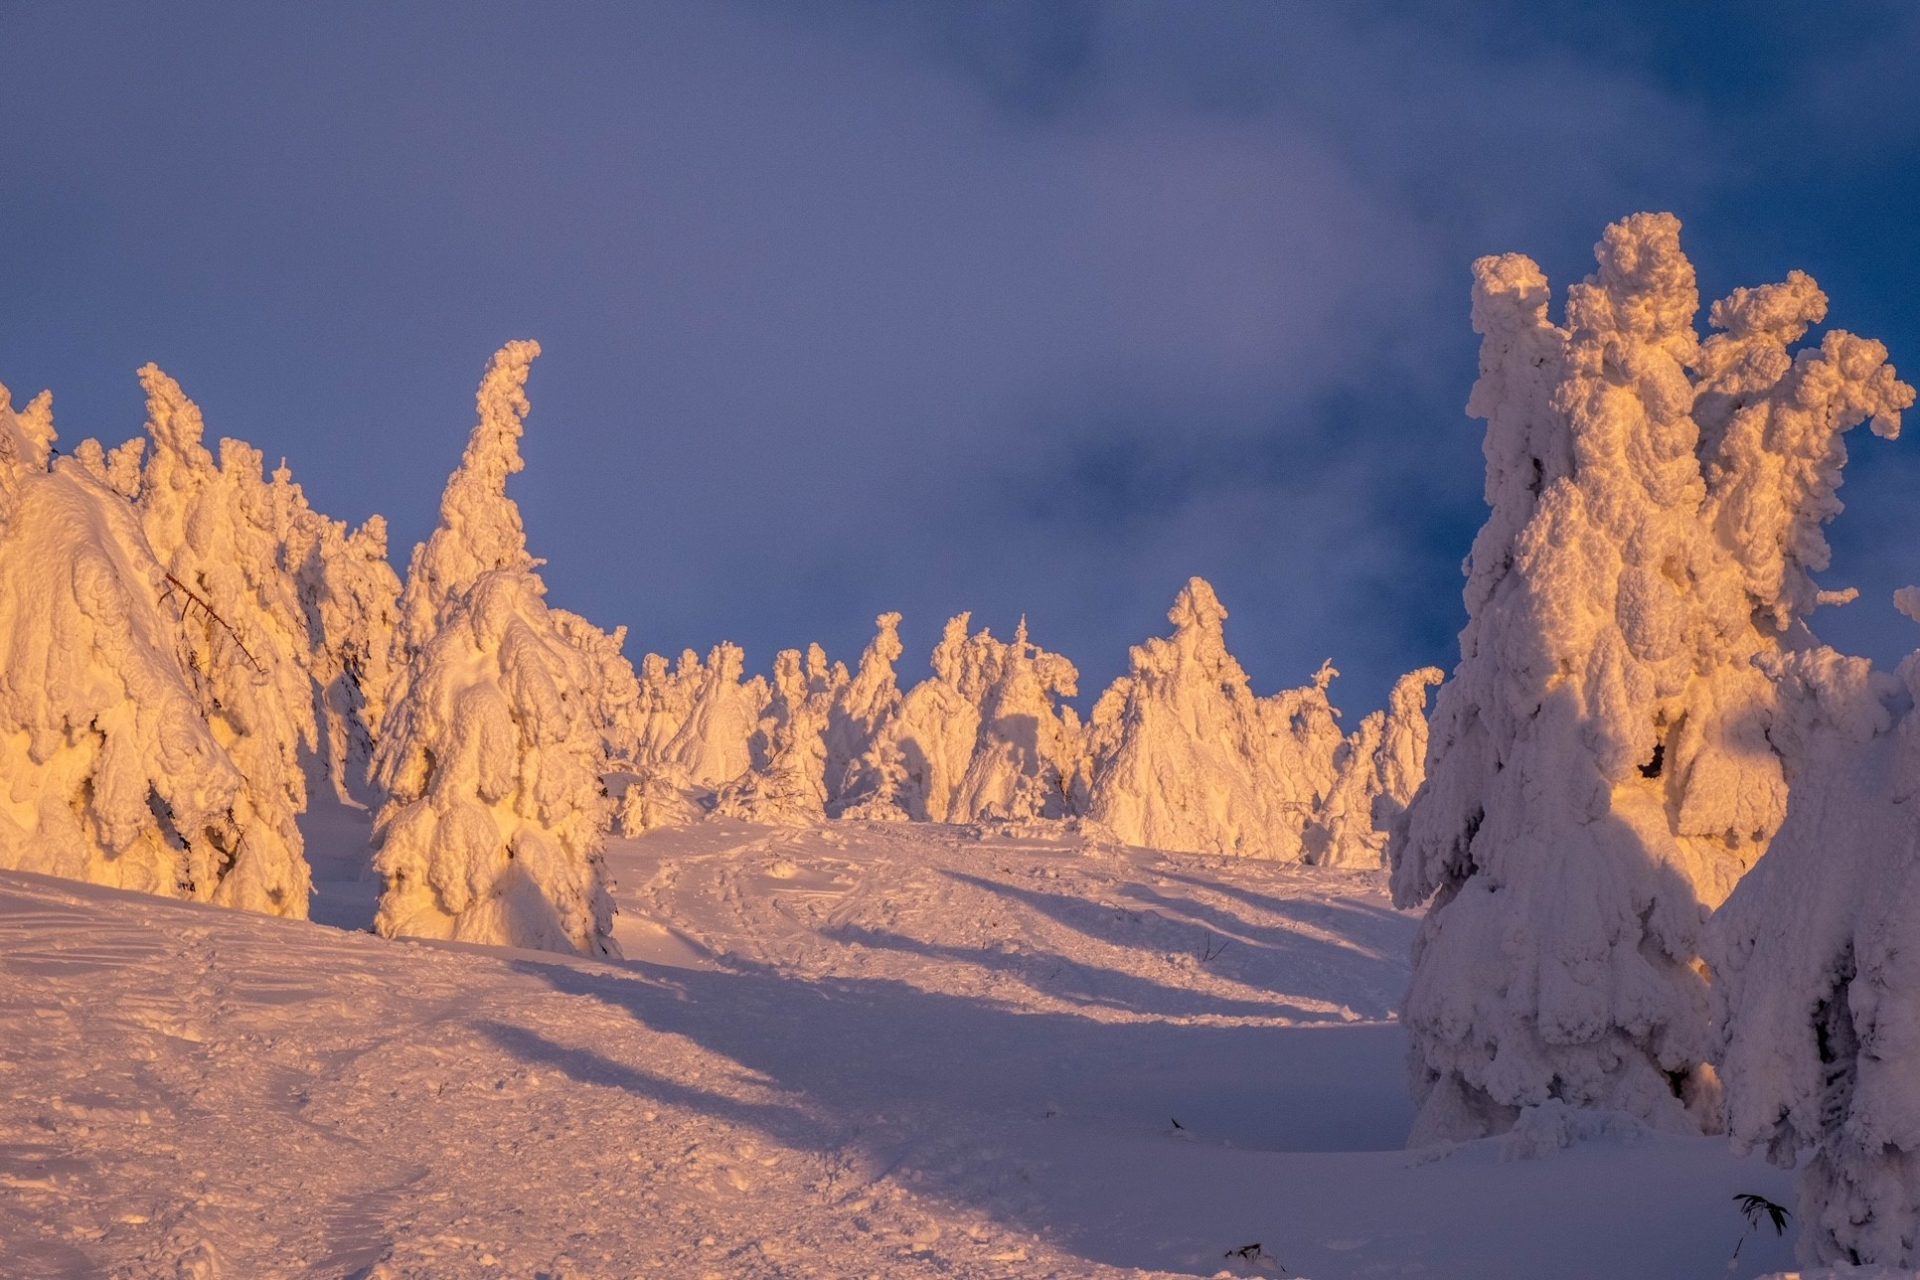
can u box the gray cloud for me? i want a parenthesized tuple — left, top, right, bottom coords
(4, 2, 1912, 718)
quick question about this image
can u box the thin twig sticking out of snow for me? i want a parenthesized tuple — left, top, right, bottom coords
(159, 571, 266, 675)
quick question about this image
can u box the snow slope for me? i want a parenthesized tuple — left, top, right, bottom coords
(0, 817, 1796, 1278)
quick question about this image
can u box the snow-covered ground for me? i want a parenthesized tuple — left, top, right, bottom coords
(1, 816, 1797, 1278)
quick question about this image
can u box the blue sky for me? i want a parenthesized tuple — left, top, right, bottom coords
(5, 2, 1918, 714)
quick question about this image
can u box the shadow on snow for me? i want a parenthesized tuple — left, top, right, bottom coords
(483, 950, 1411, 1274)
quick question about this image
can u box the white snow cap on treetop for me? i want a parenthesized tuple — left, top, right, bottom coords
(0, 384, 55, 495)
(1168, 576, 1228, 634)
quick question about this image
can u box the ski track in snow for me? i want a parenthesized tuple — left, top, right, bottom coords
(0, 819, 1796, 1278)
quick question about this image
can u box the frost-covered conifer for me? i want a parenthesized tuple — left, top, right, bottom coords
(1304, 667, 1443, 868)
(620, 643, 773, 834)
(1708, 633, 1914, 1267)
(372, 570, 619, 956)
(825, 613, 906, 815)
(0, 381, 245, 899)
(70, 435, 146, 500)
(946, 618, 1083, 823)
(552, 609, 642, 763)
(1084, 579, 1343, 858)
(288, 505, 403, 805)
(714, 647, 834, 824)
(661, 642, 764, 791)
(879, 614, 991, 822)
(1390, 213, 1910, 1144)
(634, 649, 707, 764)
(1259, 659, 1345, 835)
(372, 344, 619, 956)
(134, 368, 318, 917)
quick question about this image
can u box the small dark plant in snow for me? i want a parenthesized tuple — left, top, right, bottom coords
(1727, 1192, 1790, 1273)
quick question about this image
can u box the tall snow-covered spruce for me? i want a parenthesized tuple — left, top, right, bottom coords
(371, 343, 620, 957)
(1389, 213, 1911, 1145)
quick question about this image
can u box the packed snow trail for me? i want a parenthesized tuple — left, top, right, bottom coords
(0, 821, 1794, 1277)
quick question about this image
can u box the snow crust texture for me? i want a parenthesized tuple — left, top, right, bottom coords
(1390, 213, 1913, 1152)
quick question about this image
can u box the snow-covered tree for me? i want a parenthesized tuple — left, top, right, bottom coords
(1083, 579, 1343, 859)
(552, 608, 642, 763)
(1708, 633, 1914, 1268)
(660, 642, 764, 791)
(947, 617, 1083, 823)
(372, 570, 619, 956)
(1304, 667, 1443, 868)
(1259, 659, 1345, 835)
(880, 614, 991, 822)
(70, 434, 146, 499)
(0, 380, 246, 900)
(287, 503, 403, 806)
(634, 649, 707, 764)
(825, 613, 906, 815)
(134, 367, 319, 917)
(1390, 213, 1910, 1145)
(713, 647, 835, 825)
(372, 343, 619, 957)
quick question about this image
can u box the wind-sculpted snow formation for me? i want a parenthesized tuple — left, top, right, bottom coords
(1389, 213, 1913, 1148)
(371, 343, 621, 957)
